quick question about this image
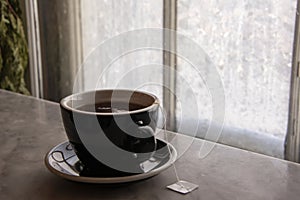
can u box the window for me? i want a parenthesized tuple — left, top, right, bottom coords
(176, 0, 297, 158)
(26, 0, 300, 160)
(81, 0, 163, 103)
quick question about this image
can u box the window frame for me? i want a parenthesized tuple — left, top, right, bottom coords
(285, 0, 300, 162)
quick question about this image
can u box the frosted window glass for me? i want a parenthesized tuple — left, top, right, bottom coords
(177, 0, 296, 139)
(80, 0, 163, 100)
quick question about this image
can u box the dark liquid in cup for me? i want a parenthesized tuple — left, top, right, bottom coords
(77, 102, 145, 113)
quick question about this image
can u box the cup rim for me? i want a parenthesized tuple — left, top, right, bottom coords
(60, 89, 159, 116)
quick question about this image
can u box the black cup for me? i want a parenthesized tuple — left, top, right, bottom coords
(60, 90, 159, 177)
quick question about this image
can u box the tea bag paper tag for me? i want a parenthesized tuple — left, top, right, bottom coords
(140, 158, 160, 173)
(167, 180, 198, 194)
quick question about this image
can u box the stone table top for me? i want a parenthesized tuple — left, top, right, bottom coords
(1, 89, 300, 200)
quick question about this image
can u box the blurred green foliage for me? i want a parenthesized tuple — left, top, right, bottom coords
(0, 0, 30, 95)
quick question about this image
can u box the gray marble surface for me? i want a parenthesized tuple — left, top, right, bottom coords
(0, 89, 300, 200)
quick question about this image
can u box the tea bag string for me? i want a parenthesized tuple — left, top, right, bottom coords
(156, 103, 181, 184)
(157, 103, 200, 193)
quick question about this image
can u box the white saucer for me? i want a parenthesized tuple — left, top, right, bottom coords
(45, 139, 177, 184)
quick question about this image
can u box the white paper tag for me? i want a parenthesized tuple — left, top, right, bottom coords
(167, 180, 199, 194)
(140, 157, 160, 173)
